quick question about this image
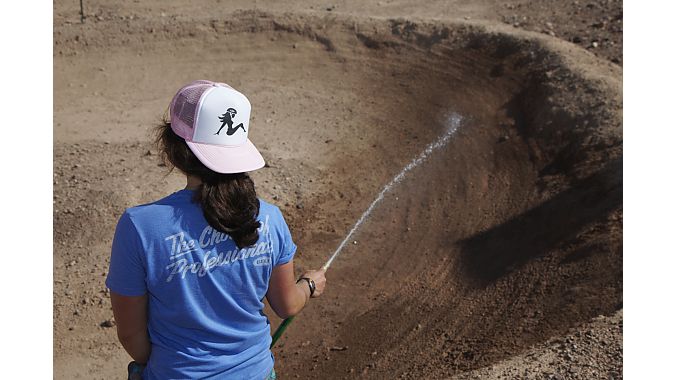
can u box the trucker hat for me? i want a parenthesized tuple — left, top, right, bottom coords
(169, 80, 265, 174)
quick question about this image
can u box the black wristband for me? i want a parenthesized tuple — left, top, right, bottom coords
(297, 277, 316, 297)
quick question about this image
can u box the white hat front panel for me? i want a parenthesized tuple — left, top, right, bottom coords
(193, 86, 251, 146)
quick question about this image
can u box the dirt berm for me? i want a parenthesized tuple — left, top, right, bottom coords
(53, 10, 622, 379)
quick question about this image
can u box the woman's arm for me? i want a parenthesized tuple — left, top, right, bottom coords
(266, 260, 326, 319)
(110, 292, 151, 364)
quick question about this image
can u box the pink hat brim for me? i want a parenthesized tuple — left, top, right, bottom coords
(186, 139, 265, 174)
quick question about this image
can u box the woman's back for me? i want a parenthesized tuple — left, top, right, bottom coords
(108, 80, 325, 379)
(107, 190, 295, 379)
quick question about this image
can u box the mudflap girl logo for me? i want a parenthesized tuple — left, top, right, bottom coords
(215, 107, 247, 135)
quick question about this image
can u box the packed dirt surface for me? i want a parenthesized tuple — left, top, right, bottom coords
(54, 1, 622, 379)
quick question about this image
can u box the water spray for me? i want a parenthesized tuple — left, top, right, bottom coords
(271, 113, 463, 348)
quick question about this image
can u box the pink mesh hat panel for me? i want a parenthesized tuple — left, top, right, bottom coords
(169, 80, 265, 174)
(169, 80, 214, 141)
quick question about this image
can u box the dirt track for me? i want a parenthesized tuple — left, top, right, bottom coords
(54, 2, 622, 379)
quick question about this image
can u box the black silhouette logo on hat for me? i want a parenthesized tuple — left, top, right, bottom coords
(215, 107, 247, 136)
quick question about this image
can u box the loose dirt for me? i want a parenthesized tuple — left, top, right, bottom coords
(54, 1, 622, 379)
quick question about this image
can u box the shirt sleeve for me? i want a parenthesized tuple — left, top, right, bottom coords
(105, 211, 147, 296)
(275, 208, 297, 266)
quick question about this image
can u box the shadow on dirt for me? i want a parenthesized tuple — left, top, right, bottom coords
(458, 157, 622, 284)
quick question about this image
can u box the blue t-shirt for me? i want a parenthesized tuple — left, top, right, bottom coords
(105, 189, 296, 380)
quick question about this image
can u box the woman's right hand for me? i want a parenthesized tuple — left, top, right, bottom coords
(301, 269, 326, 298)
(267, 261, 327, 319)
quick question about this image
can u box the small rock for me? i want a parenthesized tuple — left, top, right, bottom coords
(329, 346, 348, 351)
(100, 319, 116, 328)
(591, 41, 599, 48)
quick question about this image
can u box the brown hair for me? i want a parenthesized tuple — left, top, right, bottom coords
(155, 118, 261, 248)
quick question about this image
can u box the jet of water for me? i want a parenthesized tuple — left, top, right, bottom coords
(271, 113, 463, 349)
(321, 112, 464, 270)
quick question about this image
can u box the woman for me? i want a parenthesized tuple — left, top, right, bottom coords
(106, 80, 327, 379)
